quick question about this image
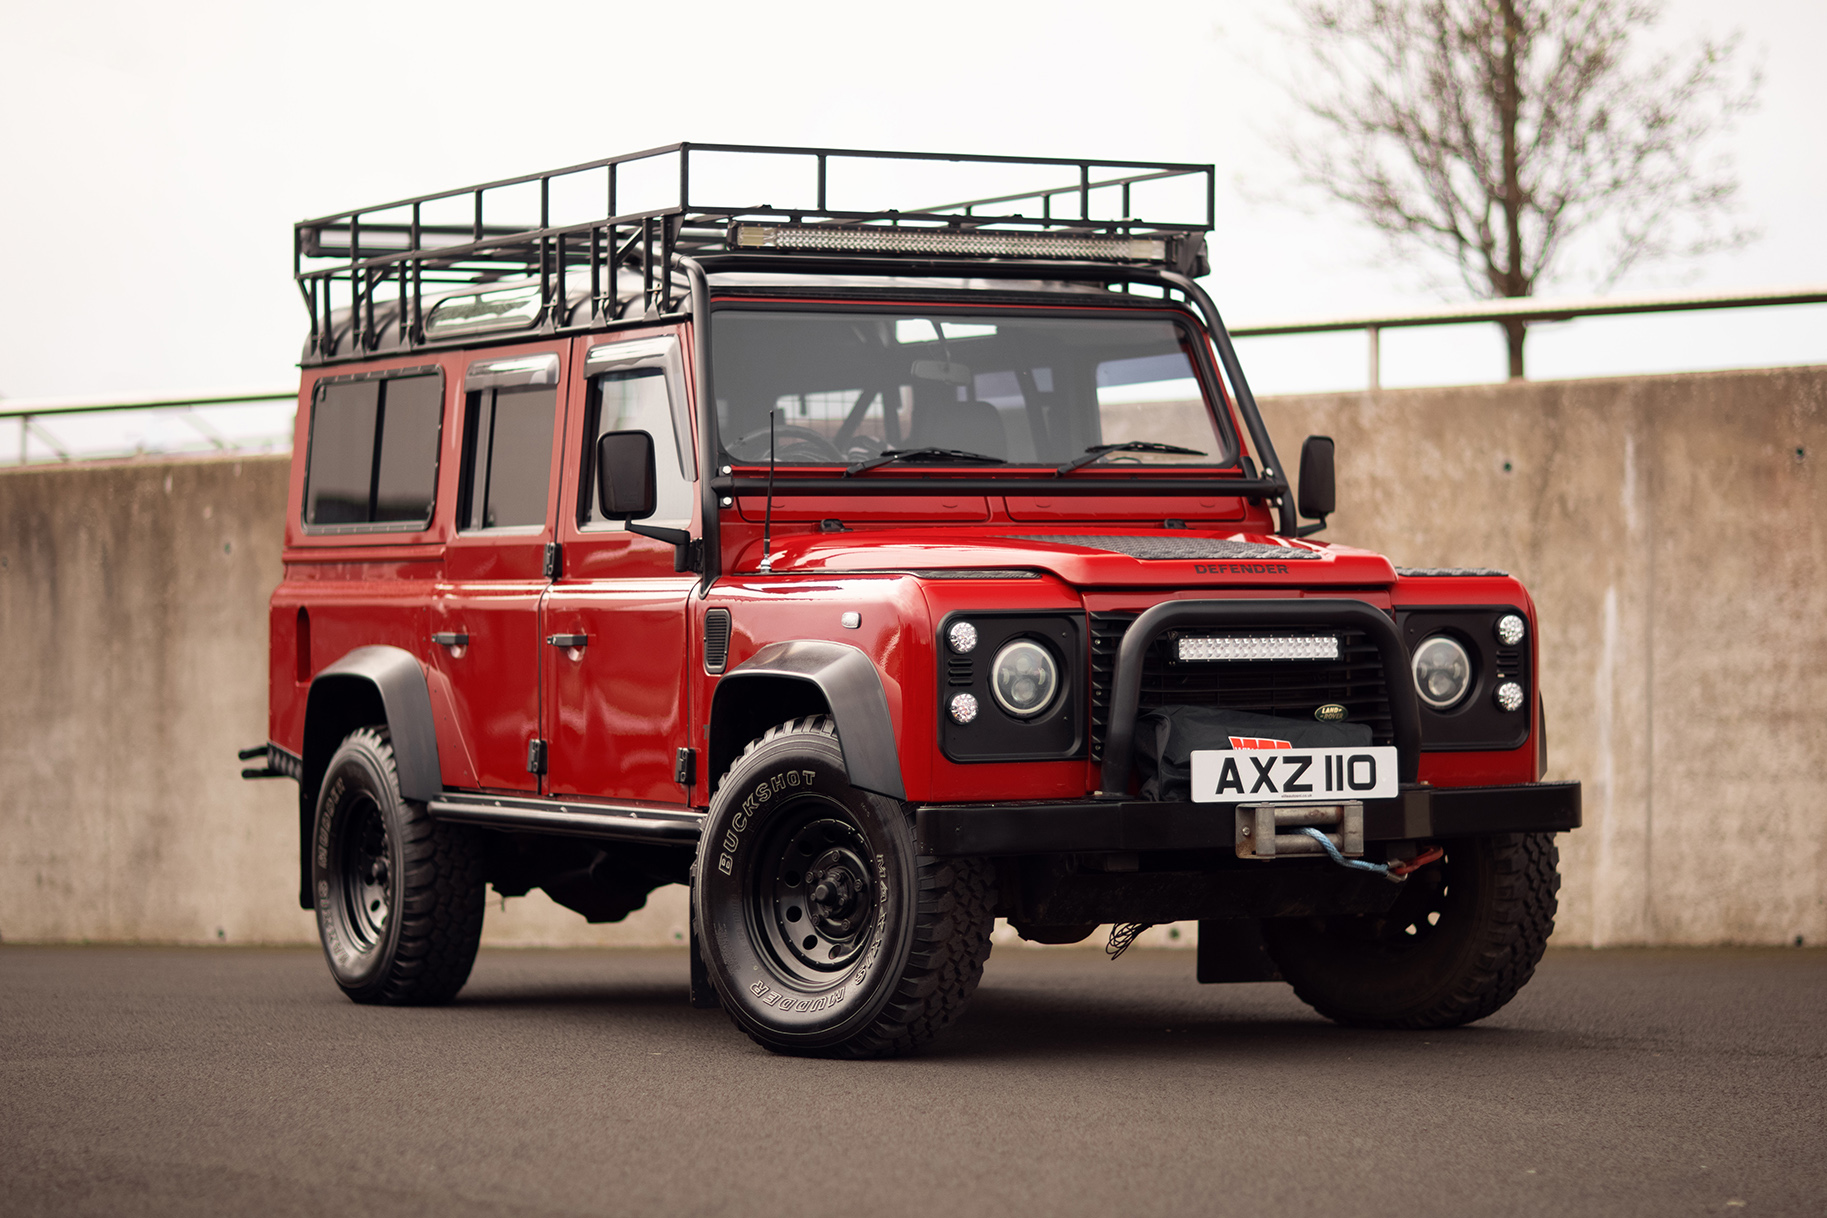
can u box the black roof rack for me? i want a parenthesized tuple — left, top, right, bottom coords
(294, 142, 1215, 360)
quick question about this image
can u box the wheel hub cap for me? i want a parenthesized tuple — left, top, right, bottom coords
(763, 813, 876, 976)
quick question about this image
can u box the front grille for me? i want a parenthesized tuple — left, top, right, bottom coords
(1088, 611, 1395, 760)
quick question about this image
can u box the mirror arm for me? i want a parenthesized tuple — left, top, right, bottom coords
(1295, 517, 1329, 539)
(626, 520, 701, 573)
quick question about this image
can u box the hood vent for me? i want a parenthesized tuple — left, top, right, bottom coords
(1005, 535, 1318, 562)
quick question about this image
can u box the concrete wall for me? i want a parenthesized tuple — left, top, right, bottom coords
(2, 364, 1822, 946)
(1259, 365, 1827, 947)
(0, 457, 686, 949)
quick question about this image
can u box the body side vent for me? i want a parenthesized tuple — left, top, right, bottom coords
(704, 608, 732, 674)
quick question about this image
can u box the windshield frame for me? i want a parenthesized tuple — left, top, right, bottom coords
(705, 299, 1242, 475)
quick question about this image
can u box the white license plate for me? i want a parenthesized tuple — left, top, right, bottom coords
(1190, 745, 1399, 803)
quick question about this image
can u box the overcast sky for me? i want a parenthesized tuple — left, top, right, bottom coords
(2, 0, 1821, 405)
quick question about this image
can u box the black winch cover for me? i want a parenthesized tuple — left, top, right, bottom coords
(1133, 705, 1374, 801)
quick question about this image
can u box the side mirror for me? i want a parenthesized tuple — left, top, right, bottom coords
(1297, 435, 1336, 521)
(596, 430, 657, 521)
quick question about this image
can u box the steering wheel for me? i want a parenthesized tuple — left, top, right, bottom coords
(841, 434, 888, 462)
(727, 424, 846, 464)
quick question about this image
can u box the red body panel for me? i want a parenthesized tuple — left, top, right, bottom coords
(271, 298, 1548, 825)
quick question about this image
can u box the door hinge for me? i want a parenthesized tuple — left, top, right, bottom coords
(526, 738, 547, 775)
(543, 542, 563, 579)
(675, 747, 696, 787)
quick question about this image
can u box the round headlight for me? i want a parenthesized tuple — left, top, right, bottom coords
(990, 639, 1058, 718)
(1412, 635, 1473, 710)
(1493, 680, 1525, 712)
(947, 620, 979, 654)
(948, 692, 979, 724)
(1495, 613, 1526, 646)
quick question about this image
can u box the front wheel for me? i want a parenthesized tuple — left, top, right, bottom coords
(312, 726, 485, 1004)
(693, 716, 995, 1057)
(1262, 832, 1560, 1029)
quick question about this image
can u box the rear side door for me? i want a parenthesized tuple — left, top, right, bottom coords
(541, 331, 697, 806)
(430, 347, 567, 792)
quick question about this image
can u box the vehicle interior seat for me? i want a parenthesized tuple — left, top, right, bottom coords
(909, 398, 1008, 459)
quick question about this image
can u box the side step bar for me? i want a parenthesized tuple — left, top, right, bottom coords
(427, 792, 703, 846)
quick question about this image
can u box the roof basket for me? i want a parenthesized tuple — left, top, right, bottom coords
(294, 142, 1215, 361)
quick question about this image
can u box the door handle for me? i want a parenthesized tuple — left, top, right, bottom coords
(546, 633, 589, 648)
(432, 632, 468, 646)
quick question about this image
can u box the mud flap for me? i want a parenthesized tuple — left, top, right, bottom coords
(1196, 918, 1282, 983)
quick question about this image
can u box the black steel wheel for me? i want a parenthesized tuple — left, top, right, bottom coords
(1262, 832, 1560, 1029)
(694, 716, 995, 1058)
(312, 726, 485, 1004)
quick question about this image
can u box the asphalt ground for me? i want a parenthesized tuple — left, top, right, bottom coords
(2, 943, 1822, 1218)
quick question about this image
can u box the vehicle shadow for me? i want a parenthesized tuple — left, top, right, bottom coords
(445, 950, 1548, 1063)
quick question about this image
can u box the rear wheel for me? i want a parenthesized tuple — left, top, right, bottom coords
(1262, 832, 1559, 1029)
(312, 727, 485, 1004)
(694, 716, 995, 1057)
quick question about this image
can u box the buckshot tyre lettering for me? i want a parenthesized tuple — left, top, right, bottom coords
(693, 717, 994, 1058)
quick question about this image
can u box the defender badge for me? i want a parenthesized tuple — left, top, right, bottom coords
(1314, 703, 1348, 722)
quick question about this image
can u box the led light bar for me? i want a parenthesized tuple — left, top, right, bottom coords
(1176, 635, 1341, 662)
(729, 223, 1167, 263)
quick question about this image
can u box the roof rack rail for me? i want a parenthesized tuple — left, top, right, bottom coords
(294, 142, 1215, 361)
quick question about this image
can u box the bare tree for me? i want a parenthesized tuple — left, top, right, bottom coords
(1281, 0, 1758, 377)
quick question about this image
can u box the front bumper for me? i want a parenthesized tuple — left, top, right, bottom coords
(915, 780, 1581, 857)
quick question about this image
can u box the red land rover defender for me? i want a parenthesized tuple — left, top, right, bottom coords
(243, 144, 1580, 1057)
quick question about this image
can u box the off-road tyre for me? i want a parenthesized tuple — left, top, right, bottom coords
(312, 726, 485, 1005)
(1262, 832, 1559, 1029)
(693, 716, 995, 1058)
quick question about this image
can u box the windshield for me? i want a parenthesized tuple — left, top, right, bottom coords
(711, 309, 1235, 469)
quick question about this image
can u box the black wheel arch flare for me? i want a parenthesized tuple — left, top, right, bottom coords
(708, 640, 905, 802)
(297, 645, 442, 908)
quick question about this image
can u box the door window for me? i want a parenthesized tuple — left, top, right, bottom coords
(580, 338, 693, 529)
(459, 355, 560, 531)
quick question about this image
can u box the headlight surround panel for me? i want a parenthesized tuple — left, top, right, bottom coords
(1398, 607, 1532, 751)
(938, 612, 1084, 762)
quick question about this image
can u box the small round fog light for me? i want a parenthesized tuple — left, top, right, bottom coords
(947, 620, 979, 654)
(1495, 613, 1526, 646)
(949, 693, 979, 724)
(1494, 681, 1525, 712)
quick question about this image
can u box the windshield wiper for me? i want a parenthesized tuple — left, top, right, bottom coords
(844, 447, 1007, 476)
(1055, 441, 1206, 476)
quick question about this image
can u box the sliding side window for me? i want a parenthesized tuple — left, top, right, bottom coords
(303, 370, 443, 530)
(458, 354, 560, 531)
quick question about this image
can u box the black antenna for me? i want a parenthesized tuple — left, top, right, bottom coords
(758, 407, 776, 572)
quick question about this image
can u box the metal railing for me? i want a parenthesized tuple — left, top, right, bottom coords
(0, 390, 296, 467)
(4, 284, 1822, 466)
(1229, 285, 1827, 390)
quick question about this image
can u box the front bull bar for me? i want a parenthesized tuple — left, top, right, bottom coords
(1094, 598, 1423, 799)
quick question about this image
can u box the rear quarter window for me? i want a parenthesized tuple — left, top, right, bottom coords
(303, 371, 444, 531)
